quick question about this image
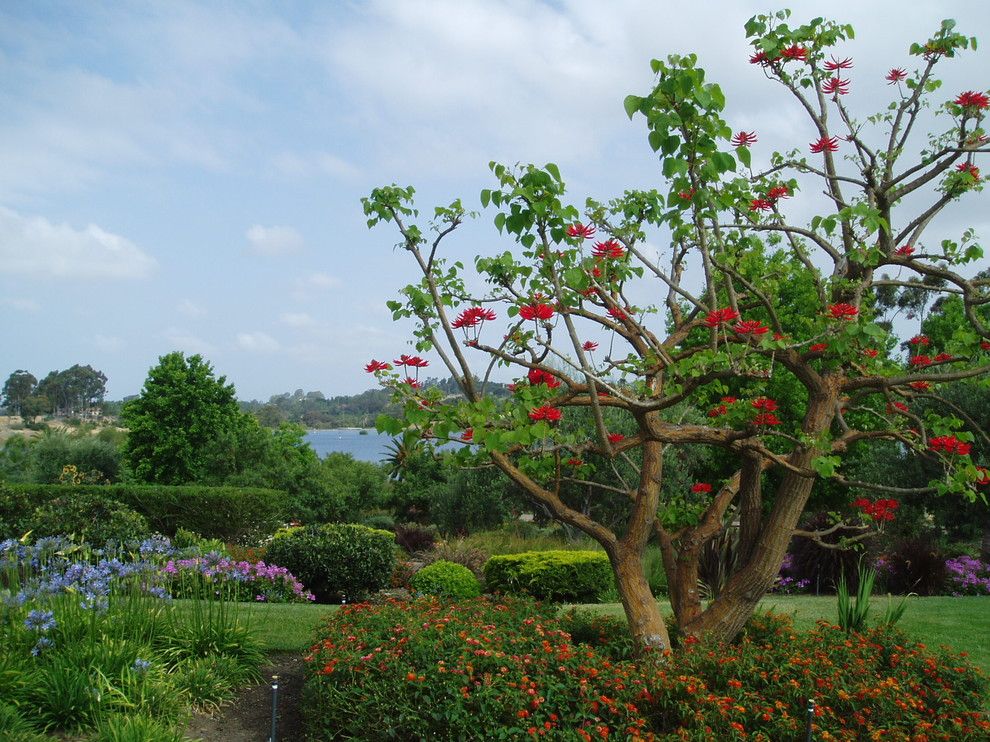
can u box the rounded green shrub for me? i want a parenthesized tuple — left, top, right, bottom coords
(265, 523, 395, 603)
(29, 492, 150, 545)
(410, 560, 481, 600)
(483, 550, 613, 603)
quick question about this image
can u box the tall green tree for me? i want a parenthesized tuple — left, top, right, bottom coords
(2, 370, 37, 416)
(365, 12, 989, 651)
(122, 352, 241, 484)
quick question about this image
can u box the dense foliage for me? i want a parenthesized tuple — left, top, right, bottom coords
(303, 597, 989, 740)
(409, 560, 482, 600)
(484, 551, 613, 603)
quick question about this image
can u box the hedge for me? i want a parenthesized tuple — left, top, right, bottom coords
(2, 483, 288, 543)
(483, 550, 613, 603)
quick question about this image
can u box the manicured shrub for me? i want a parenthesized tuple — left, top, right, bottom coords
(4, 483, 288, 543)
(0, 482, 35, 538)
(410, 560, 481, 599)
(420, 537, 489, 579)
(484, 550, 613, 603)
(29, 492, 150, 544)
(303, 597, 990, 741)
(265, 523, 395, 603)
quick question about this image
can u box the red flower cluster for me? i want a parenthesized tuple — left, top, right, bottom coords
(863, 348, 879, 358)
(529, 405, 562, 422)
(822, 77, 850, 96)
(527, 368, 561, 389)
(704, 307, 740, 328)
(982, 340, 990, 351)
(909, 381, 931, 391)
(753, 412, 781, 426)
(810, 136, 840, 154)
(708, 396, 738, 418)
(592, 240, 625, 259)
(678, 188, 696, 200)
(731, 131, 758, 147)
(735, 319, 769, 336)
(780, 44, 808, 61)
(749, 50, 772, 66)
(829, 303, 858, 320)
(885, 68, 907, 84)
(934, 352, 953, 362)
(749, 197, 774, 212)
(977, 467, 990, 486)
(566, 457, 583, 467)
(691, 482, 713, 494)
(394, 354, 429, 368)
(910, 355, 932, 367)
(909, 335, 930, 346)
(364, 359, 392, 373)
(460, 428, 473, 442)
(606, 433, 625, 443)
(887, 401, 909, 414)
(824, 56, 853, 71)
(752, 397, 778, 411)
(451, 306, 496, 329)
(520, 301, 555, 321)
(929, 435, 972, 456)
(582, 341, 598, 352)
(954, 91, 990, 110)
(895, 244, 915, 256)
(766, 185, 790, 201)
(853, 497, 899, 521)
(607, 307, 628, 321)
(956, 162, 981, 181)
(566, 222, 597, 240)
(809, 343, 828, 353)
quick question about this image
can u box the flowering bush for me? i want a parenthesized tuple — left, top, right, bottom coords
(303, 597, 990, 740)
(163, 554, 315, 603)
(944, 555, 990, 595)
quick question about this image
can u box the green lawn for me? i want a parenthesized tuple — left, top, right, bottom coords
(227, 596, 990, 674)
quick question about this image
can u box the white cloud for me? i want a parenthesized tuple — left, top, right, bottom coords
(163, 327, 215, 355)
(236, 331, 280, 352)
(93, 334, 123, 351)
(246, 224, 304, 256)
(0, 206, 157, 279)
(176, 299, 207, 318)
(2, 297, 40, 312)
(280, 311, 316, 327)
(271, 150, 359, 179)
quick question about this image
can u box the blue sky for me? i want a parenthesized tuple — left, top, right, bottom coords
(1, 1, 988, 401)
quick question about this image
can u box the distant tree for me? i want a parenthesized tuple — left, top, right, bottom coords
(2, 370, 37, 415)
(254, 403, 288, 428)
(19, 395, 50, 422)
(122, 352, 242, 484)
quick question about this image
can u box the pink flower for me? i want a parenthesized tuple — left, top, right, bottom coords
(731, 131, 758, 147)
(528, 405, 562, 422)
(364, 359, 392, 373)
(566, 222, 597, 240)
(810, 136, 840, 154)
(886, 68, 907, 85)
(582, 341, 599, 352)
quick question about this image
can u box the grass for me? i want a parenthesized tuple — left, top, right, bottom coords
(221, 596, 990, 675)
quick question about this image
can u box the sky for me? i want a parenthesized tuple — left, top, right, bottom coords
(1, 0, 988, 402)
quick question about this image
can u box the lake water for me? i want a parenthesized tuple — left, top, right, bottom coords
(303, 428, 394, 462)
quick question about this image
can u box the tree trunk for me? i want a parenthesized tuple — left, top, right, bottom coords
(608, 543, 671, 651)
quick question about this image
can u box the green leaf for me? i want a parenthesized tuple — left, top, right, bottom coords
(545, 162, 561, 182)
(480, 189, 491, 208)
(737, 146, 751, 169)
(623, 95, 644, 120)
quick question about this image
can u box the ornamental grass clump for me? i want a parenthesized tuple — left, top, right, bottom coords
(0, 535, 265, 738)
(303, 597, 990, 740)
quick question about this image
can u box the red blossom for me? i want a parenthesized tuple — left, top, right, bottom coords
(394, 354, 429, 368)
(810, 343, 829, 353)
(519, 302, 555, 321)
(863, 348, 879, 358)
(527, 368, 561, 388)
(734, 319, 769, 336)
(753, 412, 781, 426)
(981, 340, 990, 351)
(766, 185, 790, 201)
(956, 162, 981, 181)
(895, 244, 915, 256)
(829, 303, 859, 320)
(722, 396, 738, 404)
(452, 306, 496, 329)
(708, 404, 728, 418)
(810, 136, 840, 153)
(704, 307, 740, 328)
(910, 355, 932, 367)
(824, 56, 853, 71)
(752, 397, 778, 411)
(822, 77, 850, 96)
(928, 435, 971, 456)
(780, 44, 808, 61)
(566, 222, 597, 240)
(909, 381, 931, 391)
(773, 332, 787, 341)
(731, 131, 758, 147)
(677, 188, 696, 200)
(528, 405, 562, 422)
(749, 198, 774, 212)
(460, 428, 474, 442)
(954, 91, 990, 110)
(691, 482, 713, 494)
(976, 467, 990, 486)
(887, 401, 909, 414)
(854, 498, 899, 522)
(607, 307, 628, 321)
(364, 359, 392, 373)
(403, 377, 421, 389)
(607, 433, 625, 443)
(566, 457, 584, 467)
(910, 335, 930, 346)
(592, 240, 625, 259)
(749, 50, 772, 66)
(934, 352, 953, 362)
(885, 68, 907, 84)
(582, 341, 599, 352)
